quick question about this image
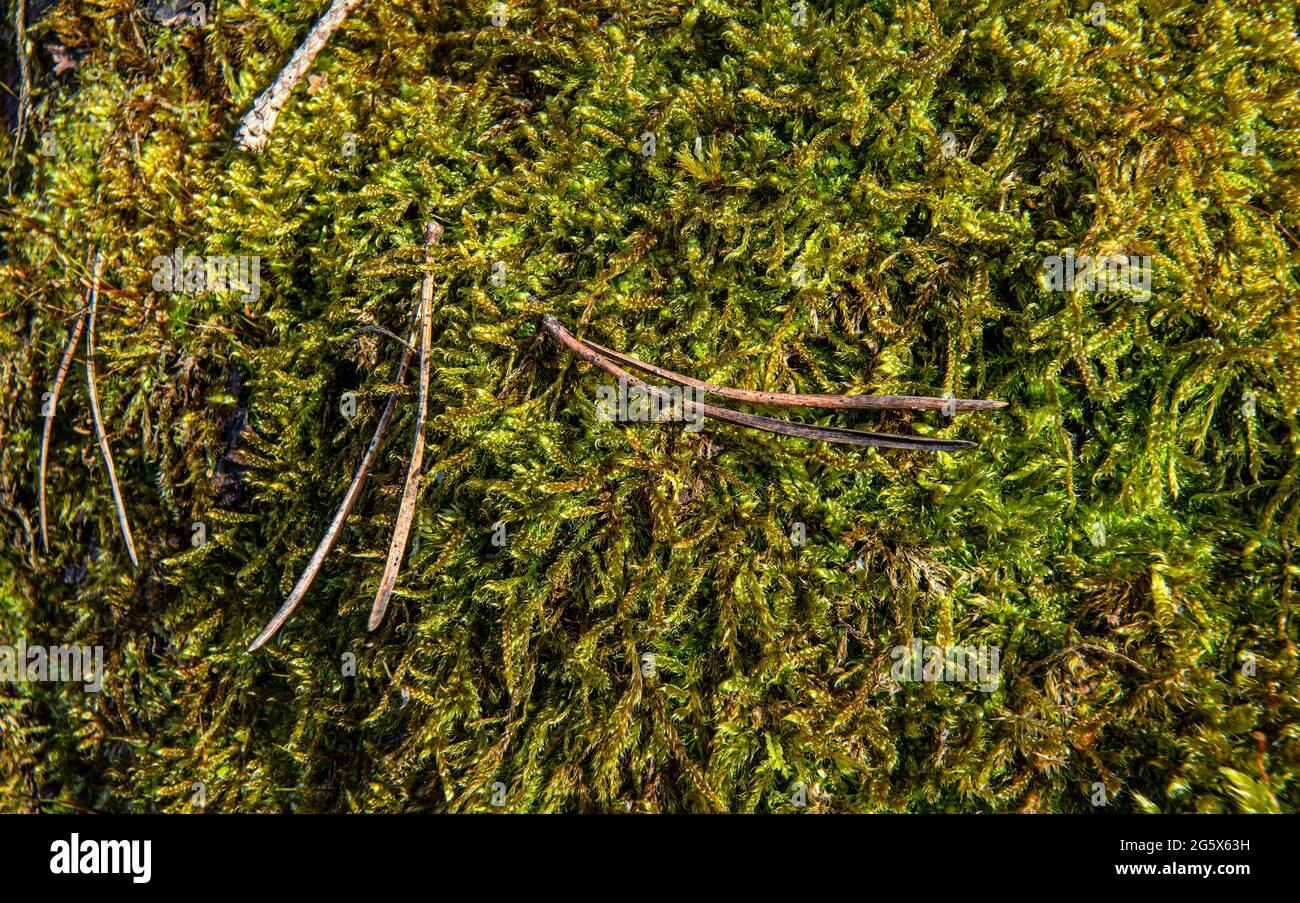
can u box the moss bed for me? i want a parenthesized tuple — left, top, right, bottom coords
(1, 0, 1297, 813)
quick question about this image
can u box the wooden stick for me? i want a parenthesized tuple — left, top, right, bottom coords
(247, 302, 422, 651)
(84, 251, 139, 569)
(235, 0, 366, 152)
(581, 337, 1006, 412)
(39, 309, 87, 553)
(368, 222, 441, 631)
(542, 315, 979, 452)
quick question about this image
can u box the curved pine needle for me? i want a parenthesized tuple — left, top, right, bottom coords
(38, 309, 87, 553)
(248, 306, 421, 652)
(84, 251, 139, 569)
(368, 222, 442, 631)
(581, 337, 1006, 412)
(542, 315, 979, 452)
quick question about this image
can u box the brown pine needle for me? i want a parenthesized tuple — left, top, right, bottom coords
(542, 315, 985, 452)
(84, 251, 139, 569)
(38, 309, 87, 553)
(581, 337, 1006, 412)
(368, 222, 442, 631)
(248, 302, 421, 651)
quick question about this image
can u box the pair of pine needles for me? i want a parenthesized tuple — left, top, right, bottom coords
(39, 250, 139, 569)
(540, 314, 1005, 452)
(248, 221, 441, 651)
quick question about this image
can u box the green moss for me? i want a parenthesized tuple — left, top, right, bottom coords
(1, 0, 1297, 813)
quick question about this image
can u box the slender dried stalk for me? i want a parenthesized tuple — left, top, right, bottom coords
(542, 315, 981, 452)
(39, 309, 87, 553)
(84, 251, 139, 569)
(368, 222, 442, 631)
(248, 305, 422, 651)
(582, 337, 1006, 412)
(235, 0, 366, 152)
(6, 0, 31, 192)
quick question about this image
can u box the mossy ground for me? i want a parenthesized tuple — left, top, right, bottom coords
(0, 0, 1297, 813)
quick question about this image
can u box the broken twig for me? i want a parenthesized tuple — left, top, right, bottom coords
(6, 0, 31, 193)
(235, 0, 366, 152)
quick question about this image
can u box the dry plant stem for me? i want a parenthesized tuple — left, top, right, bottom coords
(247, 306, 422, 652)
(368, 222, 442, 631)
(234, 0, 365, 152)
(582, 338, 1006, 412)
(7, 0, 31, 191)
(543, 316, 979, 452)
(38, 309, 87, 552)
(84, 251, 139, 569)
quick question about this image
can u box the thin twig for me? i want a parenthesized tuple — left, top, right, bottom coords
(84, 251, 139, 569)
(39, 309, 87, 553)
(582, 337, 1006, 412)
(1025, 642, 1149, 675)
(368, 222, 442, 631)
(248, 302, 422, 651)
(543, 315, 980, 452)
(6, 0, 31, 193)
(234, 0, 366, 152)
(1246, 201, 1299, 250)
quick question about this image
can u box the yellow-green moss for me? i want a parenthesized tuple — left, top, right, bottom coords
(0, 0, 1297, 812)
